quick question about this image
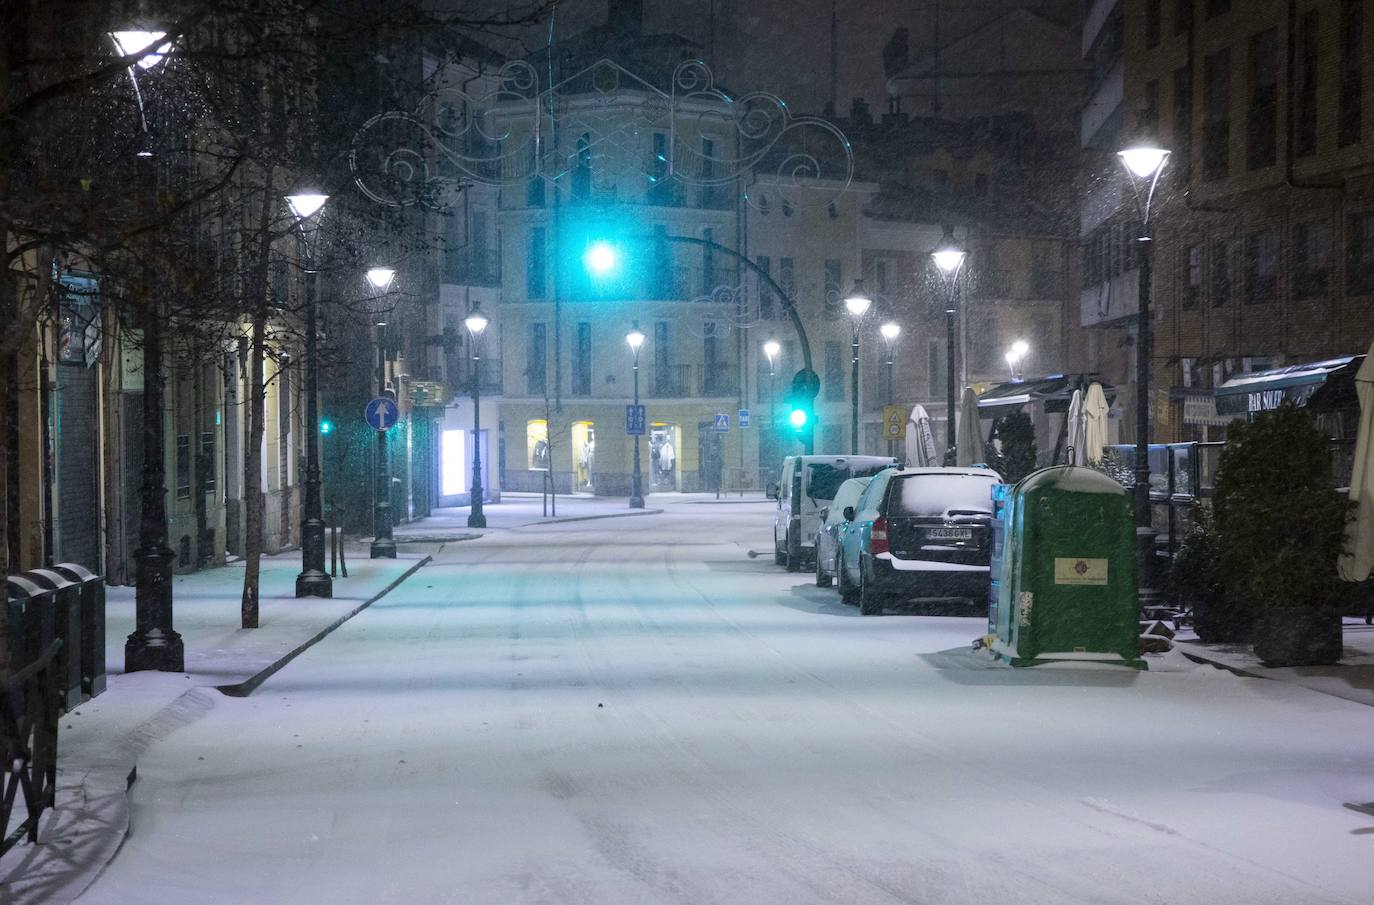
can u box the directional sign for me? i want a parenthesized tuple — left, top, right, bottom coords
(626, 403, 647, 436)
(365, 396, 400, 432)
(713, 412, 730, 432)
(738, 408, 750, 429)
(884, 405, 907, 440)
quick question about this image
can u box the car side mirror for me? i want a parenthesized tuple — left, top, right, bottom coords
(766, 482, 779, 500)
(843, 506, 856, 522)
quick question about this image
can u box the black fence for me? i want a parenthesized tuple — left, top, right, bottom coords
(0, 640, 62, 857)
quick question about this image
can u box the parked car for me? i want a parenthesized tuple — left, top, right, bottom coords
(770, 455, 897, 571)
(814, 476, 874, 587)
(837, 466, 1002, 615)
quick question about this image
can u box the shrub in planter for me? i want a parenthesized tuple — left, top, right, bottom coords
(1168, 508, 1244, 642)
(1213, 404, 1351, 666)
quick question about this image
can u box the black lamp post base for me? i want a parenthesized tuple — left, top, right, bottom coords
(467, 511, 487, 528)
(295, 570, 334, 598)
(125, 628, 185, 674)
(629, 495, 645, 509)
(370, 539, 397, 559)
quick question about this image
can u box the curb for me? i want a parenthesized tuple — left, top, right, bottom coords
(518, 508, 664, 527)
(1177, 648, 1267, 680)
(216, 555, 432, 698)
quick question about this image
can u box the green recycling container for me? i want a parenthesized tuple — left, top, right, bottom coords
(990, 466, 1144, 668)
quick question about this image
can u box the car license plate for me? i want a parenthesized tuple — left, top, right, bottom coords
(926, 527, 972, 541)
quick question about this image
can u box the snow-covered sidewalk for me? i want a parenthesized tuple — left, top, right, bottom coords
(387, 491, 664, 536)
(0, 546, 429, 905)
(1179, 618, 1374, 708)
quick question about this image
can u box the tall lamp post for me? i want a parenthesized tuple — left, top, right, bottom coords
(365, 266, 397, 559)
(843, 281, 873, 455)
(763, 339, 780, 464)
(880, 321, 901, 457)
(464, 303, 489, 528)
(931, 232, 968, 458)
(1005, 339, 1029, 382)
(1117, 144, 1171, 609)
(114, 28, 184, 672)
(285, 192, 333, 598)
(626, 324, 646, 509)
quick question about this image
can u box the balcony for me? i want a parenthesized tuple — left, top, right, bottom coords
(649, 364, 692, 398)
(699, 365, 739, 398)
(644, 364, 740, 398)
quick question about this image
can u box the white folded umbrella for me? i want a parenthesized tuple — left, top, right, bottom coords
(906, 404, 940, 467)
(1339, 345, 1374, 581)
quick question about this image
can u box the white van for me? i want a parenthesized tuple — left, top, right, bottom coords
(769, 455, 897, 571)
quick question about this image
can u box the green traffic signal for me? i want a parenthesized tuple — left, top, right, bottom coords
(583, 240, 619, 277)
(319, 419, 335, 435)
(788, 407, 809, 430)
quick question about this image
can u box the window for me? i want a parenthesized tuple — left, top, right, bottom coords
(875, 259, 889, 295)
(1211, 237, 1232, 305)
(824, 341, 844, 401)
(1347, 211, 1374, 295)
(1246, 29, 1278, 170)
(1147, 0, 1161, 48)
(1206, 0, 1230, 18)
(1173, 66, 1194, 184)
(1183, 245, 1202, 308)
(824, 259, 842, 320)
(654, 225, 671, 298)
(702, 227, 715, 296)
(200, 431, 216, 496)
(1342, 0, 1363, 147)
(572, 133, 591, 201)
(779, 257, 796, 301)
(757, 256, 773, 319)
(527, 227, 546, 299)
(176, 434, 191, 499)
(927, 339, 944, 400)
(1244, 227, 1279, 304)
(526, 323, 547, 395)
(1175, 0, 1193, 35)
(1142, 80, 1160, 135)
(278, 365, 291, 485)
(1294, 221, 1331, 298)
(1203, 49, 1231, 180)
(699, 137, 717, 206)
(653, 321, 671, 393)
(572, 322, 592, 395)
(1297, 10, 1320, 157)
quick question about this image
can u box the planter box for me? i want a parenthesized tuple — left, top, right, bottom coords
(1252, 605, 1342, 667)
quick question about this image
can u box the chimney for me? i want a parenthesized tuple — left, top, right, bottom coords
(608, 0, 644, 36)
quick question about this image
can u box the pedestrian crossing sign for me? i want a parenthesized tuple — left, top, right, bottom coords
(713, 413, 730, 432)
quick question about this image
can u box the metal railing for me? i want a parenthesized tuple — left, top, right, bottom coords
(0, 641, 62, 860)
(649, 364, 692, 398)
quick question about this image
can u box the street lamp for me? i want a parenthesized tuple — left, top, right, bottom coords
(763, 339, 781, 472)
(116, 27, 183, 671)
(880, 321, 902, 457)
(366, 266, 397, 559)
(464, 303, 490, 528)
(626, 324, 647, 509)
(931, 229, 968, 458)
(1117, 143, 1170, 609)
(1005, 339, 1029, 382)
(844, 280, 872, 455)
(286, 190, 332, 598)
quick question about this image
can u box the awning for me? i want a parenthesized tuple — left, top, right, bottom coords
(1214, 356, 1362, 416)
(977, 374, 1116, 413)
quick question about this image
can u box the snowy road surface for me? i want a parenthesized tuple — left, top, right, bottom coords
(80, 500, 1374, 905)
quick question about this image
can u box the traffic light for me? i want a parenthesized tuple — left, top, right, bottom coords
(582, 240, 620, 277)
(785, 368, 820, 452)
(319, 418, 335, 436)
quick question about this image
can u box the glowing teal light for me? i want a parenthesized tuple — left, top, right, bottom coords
(789, 408, 809, 429)
(583, 241, 619, 276)
(320, 419, 335, 435)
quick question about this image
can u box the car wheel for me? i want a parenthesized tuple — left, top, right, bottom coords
(838, 553, 859, 605)
(773, 530, 786, 566)
(815, 548, 833, 587)
(785, 526, 801, 572)
(859, 564, 885, 616)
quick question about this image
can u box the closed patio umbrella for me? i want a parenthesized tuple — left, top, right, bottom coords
(956, 387, 986, 466)
(1339, 348, 1374, 581)
(1066, 388, 1084, 465)
(1083, 382, 1110, 465)
(906, 404, 939, 467)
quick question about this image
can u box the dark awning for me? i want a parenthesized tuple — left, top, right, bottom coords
(1214, 356, 1362, 416)
(977, 374, 1116, 413)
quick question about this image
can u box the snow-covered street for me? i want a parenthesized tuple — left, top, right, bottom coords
(79, 499, 1374, 905)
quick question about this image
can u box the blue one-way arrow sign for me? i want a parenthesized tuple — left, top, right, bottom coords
(365, 396, 400, 431)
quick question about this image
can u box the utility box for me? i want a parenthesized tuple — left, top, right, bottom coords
(990, 466, 1144, 668)
(54, 563, 106, 698)
(5, 575, 56, 671)
(24, 569, 85, 709)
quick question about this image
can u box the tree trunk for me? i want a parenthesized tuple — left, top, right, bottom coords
(241, 310, 266, 629)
